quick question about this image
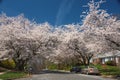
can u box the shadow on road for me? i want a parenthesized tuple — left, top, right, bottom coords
(33, 70, 72, 74)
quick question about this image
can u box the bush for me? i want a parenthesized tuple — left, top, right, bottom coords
(105, 61, 116, 66)
(0, 59, 15, 69)
(48, 63, 57, 70)
(94, 64, 120, 75)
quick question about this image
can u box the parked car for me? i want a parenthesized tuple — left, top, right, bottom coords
(81, 66, 99, 75)
(70, 67, 81, 73)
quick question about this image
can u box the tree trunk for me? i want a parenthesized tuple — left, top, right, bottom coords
(13, 58, 26, 71)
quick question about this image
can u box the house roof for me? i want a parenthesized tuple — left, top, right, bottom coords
(93, 50, 120, 59)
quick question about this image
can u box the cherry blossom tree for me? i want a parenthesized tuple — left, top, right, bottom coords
(0, 14, 61, 70)
(52, 24, 94, 65)
(0, 14, 33, 70)
(81, 0, 119, 53)
(56, 0, 120, 65)
(0, 0, 120, 70)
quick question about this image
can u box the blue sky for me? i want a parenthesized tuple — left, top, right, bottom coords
(0, 0, 120, 26)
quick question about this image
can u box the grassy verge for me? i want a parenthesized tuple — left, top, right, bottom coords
(48, 63, 120, 76)
(94, 64, 120, 76)
(0, 71, 28, 80)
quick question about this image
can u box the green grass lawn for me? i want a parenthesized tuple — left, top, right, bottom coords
(0, 71, 28, 80)
(94, 64, 120, 76)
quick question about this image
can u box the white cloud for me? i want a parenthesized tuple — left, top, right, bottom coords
(55, 0, 74, 26)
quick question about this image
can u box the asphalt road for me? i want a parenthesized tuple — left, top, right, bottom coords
(16, 70, 117, 80)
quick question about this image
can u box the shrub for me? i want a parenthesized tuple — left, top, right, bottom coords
(48, 63, 57, 70)
(105, 61, 116, 66)
(0, 59, 15, 69)
(94, 64, 120, 75)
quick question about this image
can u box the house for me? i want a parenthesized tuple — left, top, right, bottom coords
(93, 51, 120, 66)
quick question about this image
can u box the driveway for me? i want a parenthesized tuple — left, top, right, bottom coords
(16, 70, 117, 80)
